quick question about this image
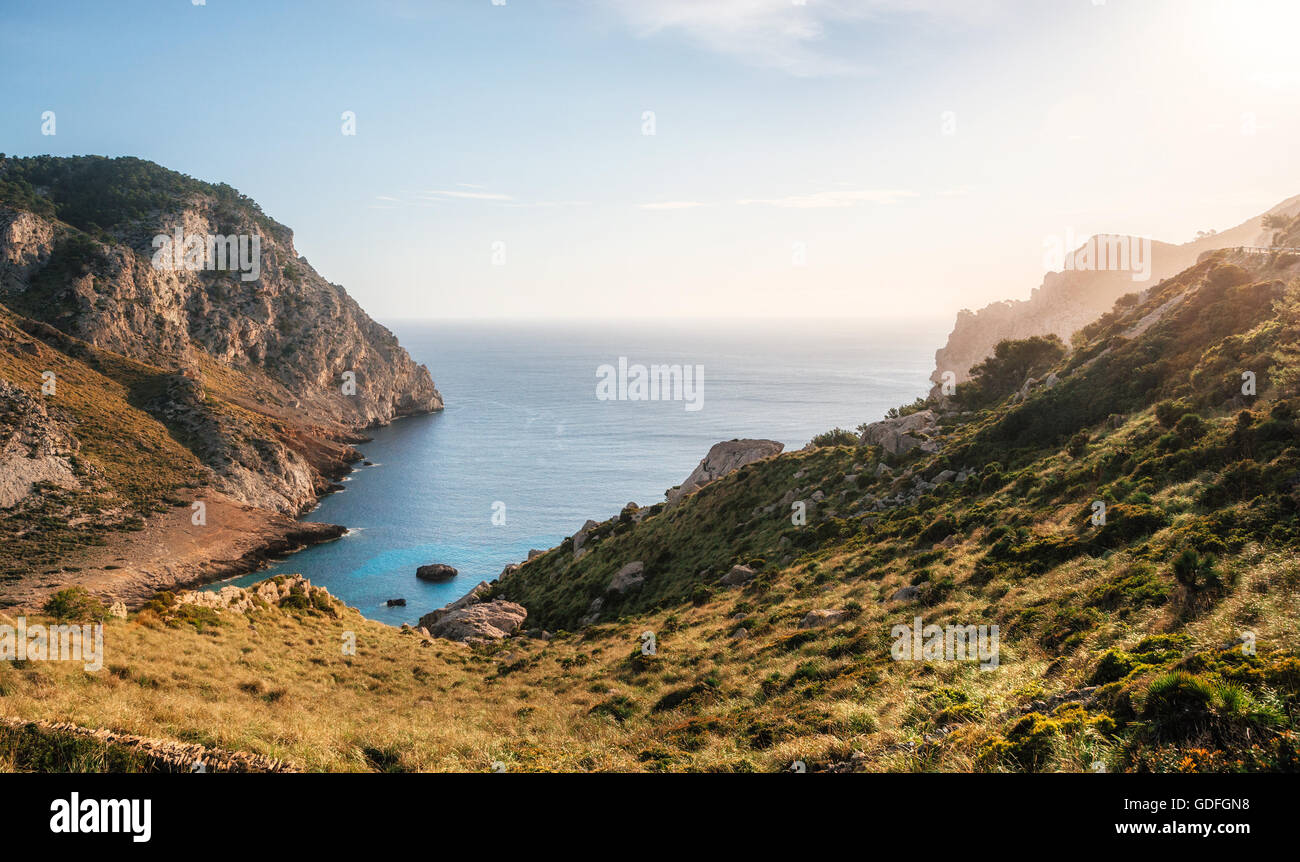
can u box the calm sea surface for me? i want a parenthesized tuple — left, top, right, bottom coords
(212, 319, 948, 624)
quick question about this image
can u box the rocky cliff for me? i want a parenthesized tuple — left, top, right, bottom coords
(930, 194, 1300, 395)
(0, 156, 440, 429)
(0, 155, 441, 607)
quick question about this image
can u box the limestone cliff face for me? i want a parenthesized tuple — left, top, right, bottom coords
(930, 194, 1300, 394)
(0, 199, 440, 427)
(0, 156, 441, 517)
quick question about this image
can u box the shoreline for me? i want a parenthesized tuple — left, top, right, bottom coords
(0, 409, 441, 614)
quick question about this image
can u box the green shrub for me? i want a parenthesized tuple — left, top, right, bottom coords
(1141, 671, 1216, 740)
(809, 428, 859, 448)
(42, 587, 105, 622)
(1172, 549, 1220, 591)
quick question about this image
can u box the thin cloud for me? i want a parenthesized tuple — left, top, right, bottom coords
(638, 201, 708, 210)
(502, 200, 592, 208)
(737, 188, 918, 208)
(600, 0, 997, 76)
(416, 189, 515, 201)
(374, 188, 589, 208)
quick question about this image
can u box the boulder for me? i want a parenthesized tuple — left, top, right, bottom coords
(386, 598, 406, 607)
(608, 561, 645, 593)
(888, 585, 921, 602)
(667, 439, 784, 505)
(717, 564, 757, 587)
(416, 563, 458, 582)
(578, 596, 604, 627)
(571, 519, 600, 556)
(858, 410, 940, 457)
(423, 600, 527, 643)
(798, 609, 851, 629)
(418, 580, 492, 628)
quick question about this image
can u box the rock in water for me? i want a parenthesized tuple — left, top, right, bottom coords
(415, 564, 458, 582)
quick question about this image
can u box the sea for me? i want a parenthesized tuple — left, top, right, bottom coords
(210, 318, 949, 625)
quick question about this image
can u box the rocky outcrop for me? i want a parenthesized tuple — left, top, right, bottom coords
(1010, 371, 1059, 404)
(0, 380, 81, 509)
(175, 574, 336, 615)
(418, 581, 491, 629)
(607, 561, 645, 593)
(0, 209, 55, 293)
(667, 439, 784, 505)
(571, 519, 599, 558)
(887, 585, 921, 603)
(418, 582, 526, 643)
(858, 410, 940, 457)
(422, 600, 527, 643)
(144, 368, 325, 514)
(929, 194, 1300, 393)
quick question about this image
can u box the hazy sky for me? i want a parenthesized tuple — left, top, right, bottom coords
(3, 0, 1299, 320)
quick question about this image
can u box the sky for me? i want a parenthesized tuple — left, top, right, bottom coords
(2, 0, 1299, 321)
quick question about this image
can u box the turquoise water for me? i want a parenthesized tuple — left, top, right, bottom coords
(212, 319, 947, 625)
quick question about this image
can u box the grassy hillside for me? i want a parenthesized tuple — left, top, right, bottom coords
(3, 245, 1299, 772)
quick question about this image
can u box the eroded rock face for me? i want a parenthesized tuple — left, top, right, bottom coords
(571, 519, 600, 558)
(667, 439, 784, 505)
(0, 181, 442, 515)
(0, 380, 81, 509)
(145, 369, 322, 514)
(0, 202, 442, 428)
(0, 209, 55, 293)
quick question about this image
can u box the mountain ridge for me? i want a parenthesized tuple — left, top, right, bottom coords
(930, 194, 1300, 395)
